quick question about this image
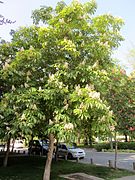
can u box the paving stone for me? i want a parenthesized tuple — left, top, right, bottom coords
(59, 173, 104, 180)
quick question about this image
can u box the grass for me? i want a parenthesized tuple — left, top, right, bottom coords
(0, 155, 135, 180)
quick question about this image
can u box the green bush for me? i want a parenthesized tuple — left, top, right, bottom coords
(117, 142, 135, 150)
(94, 143, 112, 151)
(94, 142, 135, 151)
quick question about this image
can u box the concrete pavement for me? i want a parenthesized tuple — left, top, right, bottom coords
(81, 148, 135, 171)
(80, 148, 135, 179)
(115, 175, 135, 180)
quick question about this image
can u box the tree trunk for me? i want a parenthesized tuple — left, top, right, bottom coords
(89, 136, 92, 147)
(11, 139, 15, 152)
(29, 135, 34, 155)
(3, 138, 11, 167)
(77, 133, 80, 145)
(124, 134, 128, 142)
(43, 133, 54, 180)
(54, 139, 58, 162)
(84, 136, 88, 146)
(114, 131, 118, 169)
(109, 135, 113, 150)
(89, 124, 92, 147)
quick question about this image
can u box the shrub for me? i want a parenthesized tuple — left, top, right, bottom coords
(94, 143, 112, 151)
(117, 142, 135, 150)
(94, 142, 135, 151)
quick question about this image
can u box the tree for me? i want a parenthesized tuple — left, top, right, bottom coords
(0, 0, 124, 179)
(128, 48, 135, 70)
(0, 40, 20, 167)
(103, 65, 135, 141)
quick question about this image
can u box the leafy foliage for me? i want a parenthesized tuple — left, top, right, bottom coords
(0, 0, 125, 144)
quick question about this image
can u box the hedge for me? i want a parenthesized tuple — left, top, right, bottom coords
(94, 142, 135, 151)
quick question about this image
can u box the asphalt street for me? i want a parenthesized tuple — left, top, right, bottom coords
(79, 148, 135, 171)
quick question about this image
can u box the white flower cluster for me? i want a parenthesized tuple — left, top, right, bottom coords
(64, 123, 74, 130)
(48, 74, 55, 81)
(2, 62, 9, 70)
(88, 91, 100, 99)
(21, 113, 26, 120)
(75, 84, 82, 96)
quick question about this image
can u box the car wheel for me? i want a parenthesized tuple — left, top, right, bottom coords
(68, 153, 73, 159)
(43, 150, 48, 155)
(80, 157, 84, 159)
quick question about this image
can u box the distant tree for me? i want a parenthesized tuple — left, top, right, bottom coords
(127, 48, 135, 70)
(104, 66, 135, 141)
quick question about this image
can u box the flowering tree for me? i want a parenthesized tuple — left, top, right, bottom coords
(104, 66, 135, 141)
(0, 0, 124, 179)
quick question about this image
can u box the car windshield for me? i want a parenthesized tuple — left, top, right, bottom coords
(67, 145, 76, 149)
(39, 140, 49, 146)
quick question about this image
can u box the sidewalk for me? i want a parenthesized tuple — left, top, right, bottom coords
(64, 174, 135, 180)
(60, 173, 135, 180)
(115, 175, 135, 180)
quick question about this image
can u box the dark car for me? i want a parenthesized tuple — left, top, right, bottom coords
(28, 140, 49, 155)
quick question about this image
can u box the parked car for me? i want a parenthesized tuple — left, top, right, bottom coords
(28, 140, 49, 155)
(57, 143, 85, 159)
(12, 139, 24, 149)
(0, 144, 5, 151)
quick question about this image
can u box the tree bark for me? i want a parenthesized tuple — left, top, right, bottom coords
(109, 135, 113, 150)
(77, 132, 80, 145)
(11, 138, 15, 152)
(3, 138, 11, 167)
(124, 134, 128, 142)
(84, 136, 88, 145)
(89, 123, 92, 147)
(114, 130, 118, 169)
(28, 135, 34, 155)
(54, 139, 58, 162)
(43, 133, 54, 180)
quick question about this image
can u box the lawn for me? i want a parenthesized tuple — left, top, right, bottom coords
(0, 155, 135, 180)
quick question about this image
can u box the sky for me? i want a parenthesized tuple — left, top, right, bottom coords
(0, 0, 135, 73)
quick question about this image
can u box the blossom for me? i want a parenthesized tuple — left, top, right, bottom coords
(64, 123, 74, 130)
(12, 85, 16, 91)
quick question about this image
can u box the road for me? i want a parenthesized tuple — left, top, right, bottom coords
(79, 148, 135, 171)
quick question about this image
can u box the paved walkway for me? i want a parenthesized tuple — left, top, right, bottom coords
(60, 173, 135, 180)
(115, 175, 135, 180)
(60, 173, 104, 180)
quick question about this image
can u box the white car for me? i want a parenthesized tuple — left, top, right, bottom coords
(57, 143, 85, 159)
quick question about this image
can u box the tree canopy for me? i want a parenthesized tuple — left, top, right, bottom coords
(0, 0, 128, 179)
